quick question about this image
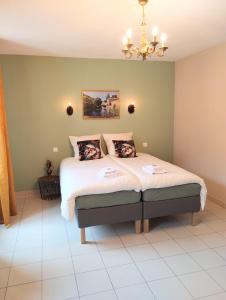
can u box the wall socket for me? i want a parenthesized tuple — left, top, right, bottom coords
(53, 147, 59, 153)
(142, 142, 148, 148)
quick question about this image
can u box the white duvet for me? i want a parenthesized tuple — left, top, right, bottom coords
(110, 153, 207, 210)
(60, 156, 141, 220)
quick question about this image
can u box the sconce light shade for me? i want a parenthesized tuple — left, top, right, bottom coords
(66, 105, 73, 116)
(128, 104, 135, 114)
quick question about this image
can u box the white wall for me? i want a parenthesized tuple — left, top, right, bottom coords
(174, 42, 226, 205)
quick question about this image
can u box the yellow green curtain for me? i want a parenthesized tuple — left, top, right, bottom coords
(0, 68, 17, 225)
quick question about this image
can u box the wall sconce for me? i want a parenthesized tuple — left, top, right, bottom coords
(128, 104, 135, 114)
(66, 103, 74, 116)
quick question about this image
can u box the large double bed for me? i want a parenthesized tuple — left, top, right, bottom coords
(60, 152, 206, 243)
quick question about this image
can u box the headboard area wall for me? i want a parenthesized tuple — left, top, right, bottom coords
(0, 55, 174, 191)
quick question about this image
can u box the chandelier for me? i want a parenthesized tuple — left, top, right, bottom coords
(122, 0, 168, 61)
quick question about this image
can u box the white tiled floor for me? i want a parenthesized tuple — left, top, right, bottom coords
(76, 269, 112, 296)
(149, 277, 193, 300)
(116, 283, 155, 300)
(1, 192, 226, 299)
(42, 275, 78, 300)
(179, 271, 223, 298)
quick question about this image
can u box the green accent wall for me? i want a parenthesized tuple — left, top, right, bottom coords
(0, 55, 174, 191)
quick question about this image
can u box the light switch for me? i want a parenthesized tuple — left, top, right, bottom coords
(142, 142, 148, 148)
(53, 147, 58, 153)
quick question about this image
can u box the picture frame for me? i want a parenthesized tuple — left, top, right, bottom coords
(82, 90, 120, 119)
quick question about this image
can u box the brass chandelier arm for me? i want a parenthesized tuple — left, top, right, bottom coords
(156, 46, 169, 57)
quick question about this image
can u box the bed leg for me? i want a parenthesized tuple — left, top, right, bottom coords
(81, 228, 86, 244)
(135, 220, 141, 234)
(192, 212, 199, 226)
(143, 219, 149, 233)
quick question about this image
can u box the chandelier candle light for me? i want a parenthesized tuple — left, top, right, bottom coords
(122, 0, 168, 60)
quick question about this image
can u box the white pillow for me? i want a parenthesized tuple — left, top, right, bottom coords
(103, 132, 133, 156)
(69, 134, 104, 158)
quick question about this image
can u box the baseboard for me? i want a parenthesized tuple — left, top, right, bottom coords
(208, 194, 226, 208)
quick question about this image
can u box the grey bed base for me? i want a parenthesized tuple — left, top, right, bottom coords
(143, 195, 201, 233)
(75, 195, 201, 243)
(76, 202, 142, 244)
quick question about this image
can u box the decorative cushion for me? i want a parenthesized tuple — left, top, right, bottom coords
(113, 140, 137, 158)
(103, 132, 133, 155)
(77, 140, 102, 161)
(69, 134, 104, 158)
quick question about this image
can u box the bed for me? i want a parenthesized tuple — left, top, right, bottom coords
(60, 156, 142, 243)
(60, 133, 207, 242)
(110, 153, 207, 233)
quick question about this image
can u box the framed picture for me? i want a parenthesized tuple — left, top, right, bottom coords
(82, 90, 120, 119)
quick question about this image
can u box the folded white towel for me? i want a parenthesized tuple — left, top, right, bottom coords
(98, 167, 121, 178)
(142, 165, 167, 175)
(142, 165, 154, 174)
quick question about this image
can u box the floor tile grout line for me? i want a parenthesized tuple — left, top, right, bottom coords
(4, 192, 27, 298)
(78, 288, 116, 299)
(66, 208, 84, 300)
(195, 290, 226, 299)
(212, 247, 226, 262)
(186, 250, 226, 271)
(142, 233, 196, 299)
(95, 225, 124, 300)
(114, 224, 158, 299)
(6, 192, 43, 295)
(158, 215, 226, 258)
(164, 216, 226, 296)
(95, 211, 226, 298)
(115, 213, 226, 299)
(162, 255, 198, 300)
(90, 224, 163, 297)
(43, 197, 81, 299)
(156, 230, 207, 299)
(3, 196, 226, 299)
(161, 215, 226, 297)
(152, 232, 223, 299)
(205, 265, 226, 292)
(3, 251, 223, 288)
(4, 257, 224, 293)
(4, 275, 79, 289)
(75, 226, 116, 299)
(7, 194, 70, 297)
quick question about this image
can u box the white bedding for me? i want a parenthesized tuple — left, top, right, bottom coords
(60, 156, 141, 221)
(110, 153, 207, 210)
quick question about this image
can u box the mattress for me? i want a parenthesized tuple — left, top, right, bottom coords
(142, 183, 201, 202)
(76, 191, 141, 209)
(109, 153, 207, 210)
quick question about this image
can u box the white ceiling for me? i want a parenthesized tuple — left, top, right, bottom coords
(0, 0, 226, 61)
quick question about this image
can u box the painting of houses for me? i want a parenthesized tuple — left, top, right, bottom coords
(82, 90, 120, 119)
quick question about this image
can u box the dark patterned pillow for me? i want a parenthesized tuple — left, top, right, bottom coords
(112, 140, 137, 158)
(77, 140, 102, 161)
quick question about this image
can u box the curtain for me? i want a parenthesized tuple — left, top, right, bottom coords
(0, 68, 17, 225)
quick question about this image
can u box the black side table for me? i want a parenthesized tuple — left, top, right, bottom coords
(38, 175, 61, 200)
